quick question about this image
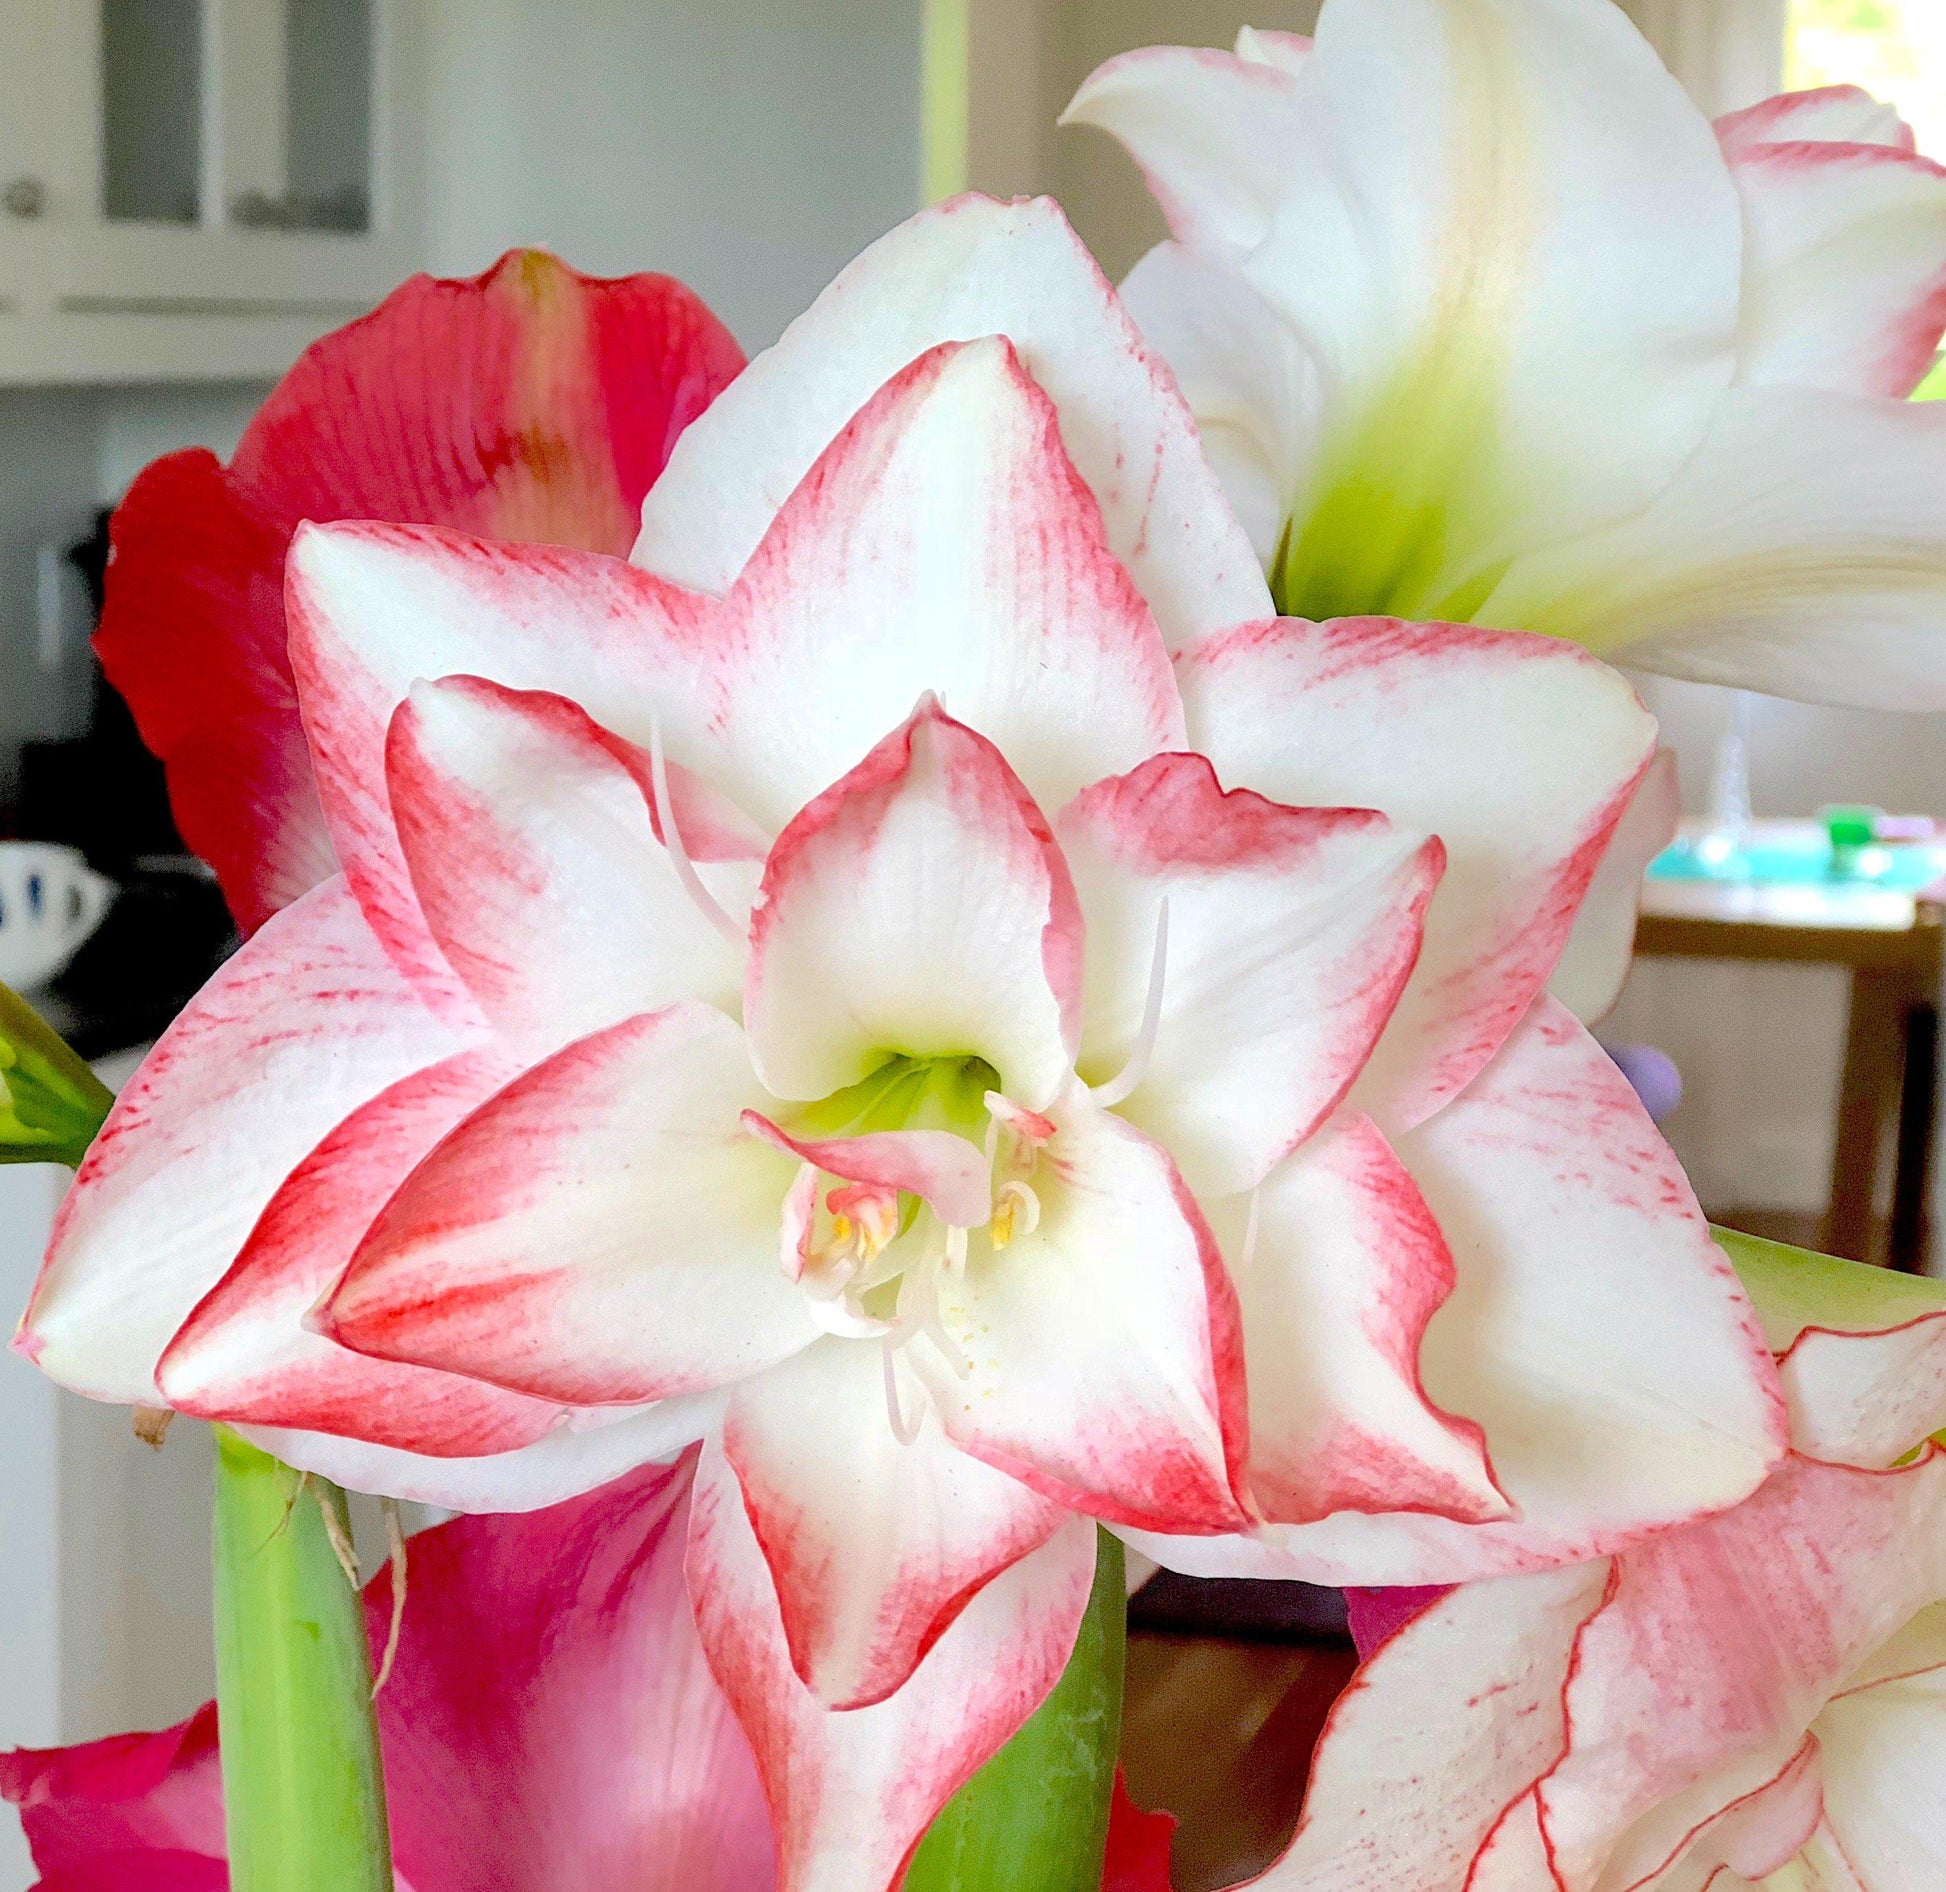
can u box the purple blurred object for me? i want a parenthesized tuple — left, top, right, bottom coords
(1344, 1586, 1449, 1661)
(1603, 1041, 1682, 1123)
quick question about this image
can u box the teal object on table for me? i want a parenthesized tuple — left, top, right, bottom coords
(1649, 828, 1946, 893)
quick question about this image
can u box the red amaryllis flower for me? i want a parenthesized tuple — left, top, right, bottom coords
(97, 250, 745, 936)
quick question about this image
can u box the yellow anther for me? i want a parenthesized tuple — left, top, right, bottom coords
(832, 1213, 854, 1245)
(991, 1196, 1017, 1249)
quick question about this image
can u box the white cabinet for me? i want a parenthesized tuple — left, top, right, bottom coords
(0, 0, 425, 385)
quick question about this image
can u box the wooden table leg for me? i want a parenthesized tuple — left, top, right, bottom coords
(1826, 969, 1905, 1264)
(1889, 997, 1938, 1273)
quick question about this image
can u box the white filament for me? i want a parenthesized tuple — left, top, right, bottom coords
(883, 1342, 922, 1444)
(1092, 898, 1170, 1109)
(647, 717, 746, 949)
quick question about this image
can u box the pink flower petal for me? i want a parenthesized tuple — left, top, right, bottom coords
(918, 1083, 1251, 1536)
(17, 879, 470, 1406)
(741, 1114, 993, 1233)
(96, 252, 742, 935)
(744, 701, 1084, 1111)
(1058, 751, 1441, 1196)
(326, 1004, 819, 1407)
(685, 1438, 1098, 1892)
(1177, 616, 1656, 1133)
(722, 1338, 1068, 1709)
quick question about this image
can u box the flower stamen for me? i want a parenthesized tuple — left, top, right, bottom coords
(647, 715, 746, 950)
(1092, 897, 1169, 1109)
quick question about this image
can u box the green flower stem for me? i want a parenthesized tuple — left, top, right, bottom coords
(0, 981, 113, 1168)
(905, 1527, 1126, 1892)
(211, 1427, 393, 1892)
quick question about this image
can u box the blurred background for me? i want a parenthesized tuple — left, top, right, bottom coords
(1, 3, 1942, 1887)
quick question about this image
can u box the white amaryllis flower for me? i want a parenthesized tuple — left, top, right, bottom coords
(1261, 1247, 1946, 1892)
(17, 198, 1781, 1889)
(1065, 0, 1946, 1016)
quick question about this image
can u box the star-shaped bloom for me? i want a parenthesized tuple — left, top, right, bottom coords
(17, 198, 1783, 1889)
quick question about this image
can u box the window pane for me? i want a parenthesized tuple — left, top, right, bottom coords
(284, 0, 372, 232)
(101, 0, 203, 225)
(1785, 0, 1946, 156)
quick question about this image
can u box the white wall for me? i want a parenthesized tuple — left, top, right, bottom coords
(419, 0, 925, 351)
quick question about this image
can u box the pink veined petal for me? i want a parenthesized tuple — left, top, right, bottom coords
(1483, 386, 1946, 711)
(1718, 86, 1918, 159)
(684, 1437, 1098, 1892)
(1606, 1734, 1827, 1892)
(1060, 43, 1312, 256)
(1239, 1562, 1611, 1892)
(1546, 744, 1679, 1026)
(1214, 1113, 1508, 1530)
(386, 675, 752, 1056)
(1776, 1310, 1946, 1471)
(675, 335, 1189, 834)
(917, 1082, 1251, 1536)
(15, 877, 470, 1406)
(96, 252, 743, 936)
(633, 193, 1269, 654)
(721, 1338, 1069, 1710)
(1721, 132, 1946, 398)
(1058, 751, 1442, 1197)
(240, 1392, 724, 1514)
(741, 1115, 992, 1233)
(1176, 616, 1656, 1133)
(1125, 1000, 1785, 1586)
(1342, 1584, 1450, 1662)
(156, 1047, 567, 1458)
(744, 700, 1084, 1111)
(324, 1003, 820, 1408)
(1537, 1453, 1946, 1890)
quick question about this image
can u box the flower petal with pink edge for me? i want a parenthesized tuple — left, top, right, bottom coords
(1722, 130, 1946, 398)
(633, 193, 1268, 651)
(1059, 42, 1310, 256)
(1718, 86, 1917, 159)
(742, 1114, 992, 1232)
(1547, 745, 1678, 1026)
(1241, 1562, 1611, 1892)
(1059, 752, 1441, 1197)
(685, 1437, 1097, 1892)
(96, 252, 742, 936)
(325, 1003, 819, 1407)
(744, 702, 1083, 1110)
(1538, 1454, 1946, 1889)
(156, 1047, 566, 1458)
(676, 336, 1188, 834)
(1127, 1001, 1784, 1585)
(918, 1083, 1250, 1536)
(15, 878, 468, 1406)
(721, 1337, 1068, 1709)
(1176, 616, 1656, 1132)
(387, 675, 751, 1054)
(1777, 1309, 1946, 1472)
(1212, 1113, 1508, 1529)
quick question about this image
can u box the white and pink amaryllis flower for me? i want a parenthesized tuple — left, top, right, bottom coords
(17, 196, 1782, 1886)
(1261, 1255, 1946, 1892)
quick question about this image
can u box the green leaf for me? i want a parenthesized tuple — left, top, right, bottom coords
(0, 981, 113, 1168)
(904, 1527, 1126, 1892)
(211, 1427, 393, 1892)
(1712, 1224, 1946, 1344)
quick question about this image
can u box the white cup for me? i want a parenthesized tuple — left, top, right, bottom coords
(0, 844, 115, 993)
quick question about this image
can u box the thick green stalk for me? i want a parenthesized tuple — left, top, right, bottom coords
(211, 1426, 393, 1892)
(905, 1527, 1126, 1892)
(0, 980, 113, 1167)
